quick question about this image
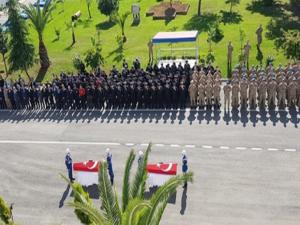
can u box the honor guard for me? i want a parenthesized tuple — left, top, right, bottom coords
(65, 148, 75, 182)
(106, 148, 114, 185)
(182, 150, 188, 188)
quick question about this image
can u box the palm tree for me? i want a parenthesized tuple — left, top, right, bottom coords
(67, 144, 193, 225)
(114, 11, 130, 43)
(22, 0, 56, 69)
(86, 0, 92, 19)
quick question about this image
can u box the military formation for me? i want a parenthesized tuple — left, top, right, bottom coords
(223, 63, 300, 111)
(0, 60, 199, 110)
(188, 69, 222, 108)
(0, 60, 299, 111)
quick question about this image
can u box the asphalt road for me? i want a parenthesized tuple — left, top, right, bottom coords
(0, 109, 299, 225)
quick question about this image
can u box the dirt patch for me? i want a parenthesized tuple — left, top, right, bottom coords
(147, 1, 190, 20)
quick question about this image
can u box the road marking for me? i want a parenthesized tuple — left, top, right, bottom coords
(220, 146, 230, 150)
(284, 148, 296, 152)
(155, 144, 165, 147)
(267, 148, 279, 151)
(202, 145, 213, 149)
(236, 147, 247, 150)
(140, 143, 149, 146)
(185, 145, 195, 148)
(170, 144, 180, 148)
(125, 143, 135, 146)
(251, 147, 263, 151)
(0, 140, 121, 146)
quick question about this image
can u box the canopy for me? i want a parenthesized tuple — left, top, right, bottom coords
(152, 31, 198, 44)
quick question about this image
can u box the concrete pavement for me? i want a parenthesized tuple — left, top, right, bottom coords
(0, 109, 299, 225)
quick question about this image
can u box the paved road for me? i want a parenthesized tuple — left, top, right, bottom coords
(0, 109, 299, 225)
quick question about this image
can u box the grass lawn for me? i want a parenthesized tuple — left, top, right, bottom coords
(1, 0, 298, 81)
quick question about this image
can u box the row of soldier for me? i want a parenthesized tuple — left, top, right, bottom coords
(188, 70, 222, 108)
(223, 63, 300, 110)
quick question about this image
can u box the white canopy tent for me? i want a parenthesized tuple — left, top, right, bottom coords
(152, 30, 199, 67)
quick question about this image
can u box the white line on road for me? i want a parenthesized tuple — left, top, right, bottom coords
(202, 145, 213, 149)
(220, 146, 230, 150)
(140, 143, 149, 146)
(185, 145, 195, 148)
(170, 144, 180, 148)
(284, 149, 296, 152)
(267, 148, 279, 151)
(251, 147, 263, 151)
(0, 140, 121, 146)
(125, 143, 135, 146)
(236, 147, 247, 150)
(155, 144, 165, 147)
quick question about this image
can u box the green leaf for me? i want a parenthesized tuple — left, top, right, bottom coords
(122, 150, 136, 212)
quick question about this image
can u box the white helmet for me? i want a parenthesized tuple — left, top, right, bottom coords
(66, 148, 70, 154)
(182, 150, 186, 155)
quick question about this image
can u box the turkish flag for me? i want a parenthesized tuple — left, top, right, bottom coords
(147, 163, 177, 175)
(73, 160, 100, 172)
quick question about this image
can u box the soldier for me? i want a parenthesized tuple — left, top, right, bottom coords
(243, 40, 251, 69)
(231, 81, 240, 108)
(256, 24, 263, 47)
(205, 82, 213, 107)
(227, 41, 234, 75)
(213, 81, 221, 108)
(248, 78, 257, 109)
(65, 148, 75, 183)
(223, 81, 231, 111)
(138, 151, 144, 166)
(268, 78, 277, 108)
(188, 81, 197, 108)
(106, 148, 114, 185)
(288, 78, 297, 107)
(240, 76, 248, 108)
(258, 78, 267, 108)
(198, 82, 205, 108)
(277, 79, 287, 108)
(182, 150, 188, 188)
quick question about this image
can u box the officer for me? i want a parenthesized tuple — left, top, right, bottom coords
(188, 81, 197, 108)
(213, 82, 221, 108)
(258, 78, 267, 108)
(288, 78, 297, 108)
(223, 81, 231, 111)
(138, 150, 144, 166)
(197, 82, 205, 108)
(205, 82, 213, 107)
(240, 76, 248, 108)
(267, 77, 277, 108)
(182, 150, 188, 188)
(231, 81, 240, 108)
(106, 148, 114, 185)
(277, 79, 287, 109)
(248, 78, 257, 109)
(65, 148, 75, 182)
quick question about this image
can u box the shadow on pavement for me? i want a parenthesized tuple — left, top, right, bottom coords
(0, 108, 299, 127)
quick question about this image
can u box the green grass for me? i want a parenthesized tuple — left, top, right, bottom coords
(1, 0, 298, 81)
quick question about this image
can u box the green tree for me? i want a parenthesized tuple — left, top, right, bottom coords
(84, 48, 104, 71)
(72, 55, 85, 73)
(281, 30, 300, 61)
(22, 0, 55, 70)
(7, 0, 35, 80)
(98, 0, 119, 21)
(290, 0, 300, 8)
(261, 0, 277, 6)
(225, 0, 240, 13)
(0, 26, 8, 78)
(114, 11, 130, 42)
(68, 144, 193, 225)
(86, 0, 92, 19)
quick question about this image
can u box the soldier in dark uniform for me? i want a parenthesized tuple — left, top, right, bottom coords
(163, 82, 171, 108)
(182, 150, 188, 188)
(179, 83, 187, 108)
(106, 148, 114, 185)
(171, 84, 178, 109)
(65, 148, 75, 182)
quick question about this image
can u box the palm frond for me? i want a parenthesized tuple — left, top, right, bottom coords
(122, 150, 136, 212)
(98, 161, 122, 225)
(130, 143, 152, 199)
(68, 201, 109, 225)
(145, 172, 193, 225)
(122, 198, 152, 225)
